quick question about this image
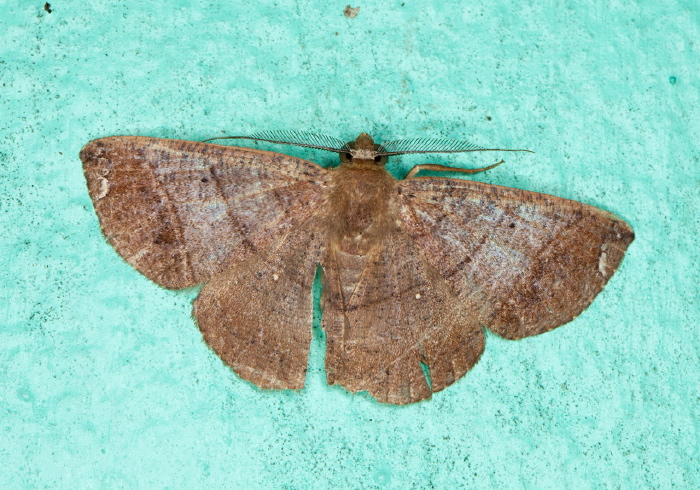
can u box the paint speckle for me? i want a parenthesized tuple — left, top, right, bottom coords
(415, 293, 421, 299)
(17, 387, 34, 402)
(669, 76, 677, 85)
(272, 273, 279, 281)
(44, 3, 52, 13)
(374, 468, 392, 485)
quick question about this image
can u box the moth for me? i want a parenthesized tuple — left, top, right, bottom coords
(80, 131, 634, 405)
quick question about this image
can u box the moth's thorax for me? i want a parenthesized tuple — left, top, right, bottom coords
(327, 164, 398, 255)
(339, 159, 384, 170)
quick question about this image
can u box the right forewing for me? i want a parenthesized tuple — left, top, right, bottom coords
(397, 178, 634, 340)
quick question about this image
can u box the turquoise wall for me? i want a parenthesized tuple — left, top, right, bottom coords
(1, 1, 698, 488)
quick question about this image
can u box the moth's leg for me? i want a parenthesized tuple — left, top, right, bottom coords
(404, 160, 503, 179)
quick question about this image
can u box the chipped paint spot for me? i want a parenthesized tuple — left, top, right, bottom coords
(415, 293, 421, 299)
(344, 5, 360, 18)
(272, 273, 279, 281)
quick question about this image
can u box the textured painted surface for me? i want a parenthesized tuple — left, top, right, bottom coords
(1, 0, 698, 488)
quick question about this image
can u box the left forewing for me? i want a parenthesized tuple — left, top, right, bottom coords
(81, 136, 330, 289)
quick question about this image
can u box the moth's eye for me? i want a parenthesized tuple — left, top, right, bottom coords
(340, 152, 353, 163)
(374, 155, 388, 165)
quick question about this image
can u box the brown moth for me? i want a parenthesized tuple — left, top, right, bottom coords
(80, 131, 634, 405)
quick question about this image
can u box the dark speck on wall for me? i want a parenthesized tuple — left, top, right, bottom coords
(44, 2, 52, 13)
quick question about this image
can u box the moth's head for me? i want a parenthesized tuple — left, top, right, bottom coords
(339, 133, 389, 166)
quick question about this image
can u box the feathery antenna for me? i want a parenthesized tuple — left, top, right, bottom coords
(203, 132, 533, 157)
(376, 138, 533, 156)
(203, 131, 350, 153)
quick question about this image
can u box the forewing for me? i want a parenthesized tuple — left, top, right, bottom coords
(193, 221, 326, 390)
(81, 136, 330, 289)
(398, 178, 634, 339)
(322, 223, 484, 405)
